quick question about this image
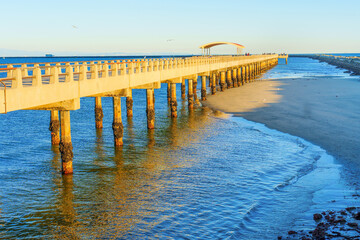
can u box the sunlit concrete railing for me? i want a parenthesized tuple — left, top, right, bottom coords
(0, 55, 278, 114)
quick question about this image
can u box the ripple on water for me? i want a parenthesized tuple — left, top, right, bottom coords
(0, 72, 357, 239)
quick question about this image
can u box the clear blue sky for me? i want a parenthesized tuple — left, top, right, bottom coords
(1, 0, 359, 56)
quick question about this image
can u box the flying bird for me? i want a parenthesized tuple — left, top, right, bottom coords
(72, 25, 78, 29)
(167, 39, 175, 42)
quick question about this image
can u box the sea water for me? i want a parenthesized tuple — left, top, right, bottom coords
(0, 56, 358, 239)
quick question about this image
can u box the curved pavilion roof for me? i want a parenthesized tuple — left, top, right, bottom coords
(199, 41, 245, 49)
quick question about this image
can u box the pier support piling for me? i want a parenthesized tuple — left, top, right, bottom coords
(201, 76, 207, 101)
(167, 82, 171, 104)
(146, 89, 155, 129)
(59, 110, 73, 174)
(211, 73, 217, 95)
(112, 96, 124, 146)
(49, 110, 60, 145)
(188, 79, 194, 109)
(220, 72, 226, 91)
(226, 70, 232, 89)
(181, 79, 186, 99)
(126, 96, 133, 118)
(95, 97, 104, 129)
(170, 83, 177, 118)
(232, 69, 238, 87)
(193, 78, 200, 105)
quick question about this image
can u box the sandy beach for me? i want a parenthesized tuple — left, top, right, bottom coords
(204, 75, 360, 169)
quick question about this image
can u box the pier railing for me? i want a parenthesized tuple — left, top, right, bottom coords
(0, 55, 278, 114)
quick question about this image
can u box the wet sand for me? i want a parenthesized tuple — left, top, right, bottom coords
(204, 77, 360, 169)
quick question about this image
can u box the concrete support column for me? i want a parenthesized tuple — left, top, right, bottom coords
(181, 79, 186, 99)
(220, 72, 226, 91)
(95, 97, 104, 129)
(226, 70, 232, 89)
(232, 69, 238, 87)
(126, 96, 133, 118)
(167, 82, 171, 104)
(59, 111, 73, 174)
(251, 64, 254, 80)
(146, 89, 155, 129)
(237, 68, 242, 86)
(211, 73, 217, 95)
(193, 78, 200, 105)
(49, 110, 60, 145)
(112, 97, 124, 146)
(201, 76, 207, 101)
(170, 83, 177, 118)
(188, 79, 194, 109)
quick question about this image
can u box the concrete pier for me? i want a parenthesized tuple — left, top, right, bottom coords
(170, 83, 177, 118)
(49, 110, 60, 145)
(146, 89, 155, 129)
(59, 110, 73, 174)
(112, 96, 124, 146)
(95, 97, 103, 129)
(0, 54, 281, 174)
(188, 79, 194, 109)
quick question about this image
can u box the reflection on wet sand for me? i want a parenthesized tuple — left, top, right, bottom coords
(204, 80, 284, 114)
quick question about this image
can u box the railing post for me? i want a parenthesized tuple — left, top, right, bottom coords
(65, 63, 74, 82)
(103, 63, 109, 78)
(12, 68, 23, 88)
(79, 64, 87, 81)
(32, 67, 42, 86)
(50, 66, 59, 84)
(90, 62, 97, 79)
(21, 64, 28, 77)
(45, 63, 51, 75)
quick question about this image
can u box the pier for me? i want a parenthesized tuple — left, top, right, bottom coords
(0, 54, 279, 174)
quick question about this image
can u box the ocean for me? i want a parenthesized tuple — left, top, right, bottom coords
(0, 56, 358, 239)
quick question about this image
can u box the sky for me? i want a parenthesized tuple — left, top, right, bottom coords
(1, 0, 360, 56)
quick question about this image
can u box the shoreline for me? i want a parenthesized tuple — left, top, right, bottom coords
(203, 61, 360, 238)
(204, 75, 360, 170)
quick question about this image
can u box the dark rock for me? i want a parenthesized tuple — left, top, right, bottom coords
(347, 222, 358, 228)
(277, 236, 282, 240)
(288, 230, 297, 235)
(346, 207, 356, 212)
(314, 213, 323, 220)
(354, 212, 360, 220)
